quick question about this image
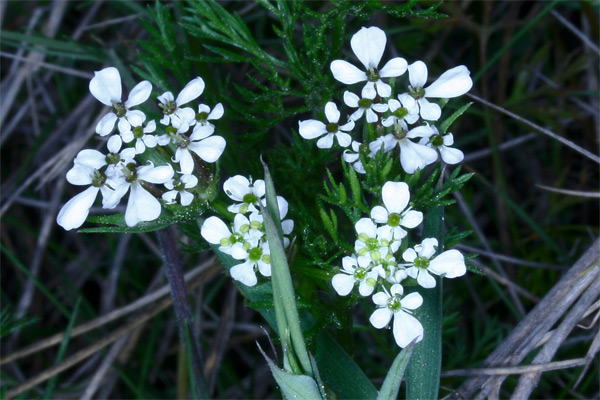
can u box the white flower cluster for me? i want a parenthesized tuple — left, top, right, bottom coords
(331, 181, 467, 348)
(200, 175, 294, 287)
(298, 26, 472, 174)
(57, 67, 226, 230)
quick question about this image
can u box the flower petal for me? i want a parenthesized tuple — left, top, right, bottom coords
(369, 308, 392, 329)
(125, 80, 152, 107)
(95, 113, 117, 136)
(138, 164, 174, 184)
(298, 120, 326, 139)
(416, 269, 436, 288)
(350, 26, 386, 69)
(420, 238, 438, 258)
(176, 77, 205, 106)
(201, 216, 231, 244)
(355, 217, 377, 237)
(191, 124, 215, 141)
(439, 145, 464, 164)
(399, 140, 438, 174)
(392, 311, 423, 348)
(324, 102, 341, 123)
(335, 132, 352, 148)
(208, 103, 224, 120)
(382, 181, 410, 214)
(375, 81, 392, 98)
(418, 98, 441, 121)
(400, 210, 423, 228)
(230, 261, 257, 286)
(223, 175, 251, 201)
(57, 186, 99, 230)
(425, 65, 473, 98)
(429, 249, 466, 278)
(89, 67, 121, 106)
(125, 182, 161, 227)
(316, 134, 334, 149)
(332, 274, 355, 296)
(370, 205, 389, 223)
(330, 60, 367, 84)
(189, 135, 226, 163)
(379, 57, 407, 78)
(402, 248, 417, 263)
(343, 91, 359, 108)
(408, 61, 428, 88)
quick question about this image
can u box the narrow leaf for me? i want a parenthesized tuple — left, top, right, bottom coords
(377, 343, 414, 400)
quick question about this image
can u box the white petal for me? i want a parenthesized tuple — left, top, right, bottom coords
(399, 140, 438, 174)
(408, 61, 428, 88)
(121, 130, 134, 143)
(417, 270, 436, 288)
(316, 134, 334, 149)
(420, 238, 438, 258)
(208, 103, 224, 120)
(372, 291, 389, 307)
(418, 98, 441, 121)
(180, 191, 194, 206)
(142, 134, 158, 148)
(375, 81, 392, 98)
(57, 186, 99, 230)
(440, 146, 464, 164)
(224, 175, 251, 201)
(230, 261, 257, 286)
(370, 205, 389, 223)
(425, 65, 473, 98)
(125, 80, 152, 107)
(402, 248, 417, 263)
(332, 274, 355, 296)
(392, 311, 423, 348)
(89, 67, 121, 106)
(175, 108, 196, 125)
(379, 57, 407, 78)
(66, 165, 94, 186)
(157, 91, 174, 104)
(355, 217, 377, 237)
(189, 136, 226, 163)
(350, 26, 386, 69)
(324, 102, 340, 123)
(400, 210, 423, 228)
(182, 174, 198, 188)
(330, 60, 367, 84)
(335, 132, 352, 148)
(341, 256, 358, 272)
(382, 181, 410, 214)
(125, 183, 161, 227)
(74, 149, 106, 169)
(402, 293, 424, 310)
(361, 82, 377, 99)
(201, 216, 231, 244)
(358, 280, 376, 297)
(176, 77, 205, 106)
(281, 219, 294, 235)
(162, 190, 178, 204)
(429, 249, 466, 278)
(369, 308, 392, 329)
(298, 120, 326, 139)
(191, 124, 215, 141)
(365, 109, 378, 123)
(107, 135, 122, 153)
(276, 196, 289, 219)
(138, 164, 174, 184)
(343, 91, 359, 108)
(96, 113, 117, 136)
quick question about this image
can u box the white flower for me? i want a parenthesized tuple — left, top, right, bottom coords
(230, 241, 271, 287)
(330, 26, 407, 98)
(354, 217, 399, 263)
(89, 67, 152, 136)
(369, 285, 423, 348)
(106, 161, 174, 227)
(162, 174, 198, 206)
(223, 175, 266, 214)
(370, 181, 423, 240)
(406, 61, 473, 121)
(419, 126, 464, 165)
(201, 214, 262, 257)
(382, 94, 420, 127)
(343, 91, 388, 123)
(158, 77, 205, 126)
(56, 150, 116, 230)
(171, 122, 226, 175)
(369, 123, 438, 174)
(120, 113, 158, 154)
(332, 255, 381, 297)
(402, 238, 466, 289)
(193, 103, 224, 129)
(103, 135, 136, 181)
(298, 102, 354, 149)
(343, 141, 367, 174)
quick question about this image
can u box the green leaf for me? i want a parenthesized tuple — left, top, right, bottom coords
(258, 344, 324, 400)
(377, 344, 414, 400)
(439, 102, 473, 134)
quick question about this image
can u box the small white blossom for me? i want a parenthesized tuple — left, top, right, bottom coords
(193, 103, 224, 129)
(89, 67, 152, 136)
(223, 175, 266, 214)
(201, 214, 262, 257)
(402, 238, 467, 288)
(158, 77, 205, 126)
(342, 141, 367, 174)
(369, 285, 424, 348)
(370, 122, 438, 174)
(171, 122, 226, 175)
(382, 94, 420, 127)
(419, 126, 464, 165)
(230, 241, 271, 287)
(120, 113, 158, 154)
(354, 217, 399, 263)
(298, 102, 354, 149)
(343, 91, 388, 123)
(162, 174, 198, 206)
(332, 255, 381, 297)
(330, 26, 407, 98)
(370, 181, 423, 241)
(406, 61, 473, 121)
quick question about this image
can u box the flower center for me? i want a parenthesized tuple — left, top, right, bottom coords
(366, 238, 380, 251)
(105, 152, 121, 165)
(392, 125, 408, 140)
(408, 85, 426, 100)
(133, 126, 144, 140)
(230, 232, 244, 244)
(90, 169, 106, 188)
(123, 162, 137, 183)
(326, 123, 338, 133)
(386, 295, 401, 312)
(248, 247, 262, 262)
(173, 134, 189, 149)
(387, 213, 401, 227)
(160, 100, 177, 116)
(414, 256, 430, 270)
(358, 98, 373, 109)
(431, 134, 444, 147)
(366, 67, 380, 82)
(112, 101, 127, 118)
(196, 111, 209, 123)
(242, 193, 259, 204)
(173, 178, 185, 192)
(354, 266, 367, 281)
(393, 107, 408, 119)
